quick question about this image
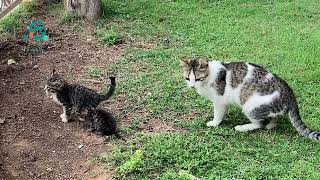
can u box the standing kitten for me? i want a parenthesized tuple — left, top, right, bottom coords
(81, 108, 123, 139)
(44, 70, 116, 122)
(181, 57, 320, 141)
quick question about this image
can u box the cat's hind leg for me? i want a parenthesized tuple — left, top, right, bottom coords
(265, 119, 278, 130)
(235, 123, 263, 132)
(236, 104, 274, 132)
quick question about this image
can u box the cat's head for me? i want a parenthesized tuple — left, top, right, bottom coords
(44, 69, 67, 97)
(180, 57, 209, 88)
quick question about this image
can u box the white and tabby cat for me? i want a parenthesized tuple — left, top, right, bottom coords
(181, 57, 320, 141)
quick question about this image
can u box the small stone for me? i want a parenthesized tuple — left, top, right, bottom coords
(33, 65, 39, 69)
(83, 168, 89, 173)
(7, 59, 16, 65)
(19, 81, 26, 85)
(46, 167, 53, 172)
(29, 156, 37, 162)
(138, 122, 147, 130)
(78, 144, 83, 149)
(0, 118, 5, 124)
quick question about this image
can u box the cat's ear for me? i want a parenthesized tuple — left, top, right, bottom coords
(180, 58, 191, 68)
(198, 58, 209, 70)
(51, 69, 56, 76)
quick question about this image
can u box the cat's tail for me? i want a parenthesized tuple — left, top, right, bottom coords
(101, 76, 116, 101)
(288, 103, 320, 141)
(114, 130, 126, 141)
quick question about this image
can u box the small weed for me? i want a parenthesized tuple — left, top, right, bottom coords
(60, 12, 81, 24)
(117, 149, 144, 178)
(98, 29, 122, 45)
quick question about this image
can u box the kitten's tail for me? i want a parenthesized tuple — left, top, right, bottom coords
(101, 76, 116, 101)
(288, 103, 320, 141)
(115, 130, 126, 141)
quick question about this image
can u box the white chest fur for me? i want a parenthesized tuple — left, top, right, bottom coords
(223, 72, 242, 105)
(51, 93, 63, 106)
(196, 83, 218, 102)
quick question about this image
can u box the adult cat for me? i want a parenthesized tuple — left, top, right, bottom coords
(181, 57, 320, 141)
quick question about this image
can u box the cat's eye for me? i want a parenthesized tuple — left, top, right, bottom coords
(185, 77, 190, 81)
(195, 78, 204, 81)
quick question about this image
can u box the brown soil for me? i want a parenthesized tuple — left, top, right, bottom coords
(0, 3, 126, 180)
(0, 2, 179, 179)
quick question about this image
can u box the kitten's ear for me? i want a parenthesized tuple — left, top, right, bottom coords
(51, 69, 56, 76)
(198, 58, 209, 70)
(180, 59, 191, 68)
(81, 109, 89, 116)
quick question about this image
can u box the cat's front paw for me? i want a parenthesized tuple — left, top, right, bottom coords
(60, 114, 68, 123)
(61, 117, 68, 123)
(207, 120, 220, 127)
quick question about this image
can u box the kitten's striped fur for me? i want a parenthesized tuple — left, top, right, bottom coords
(181, 57, 320, 141)
(45, 70, 116, 123)
(81, 108, 123, 139)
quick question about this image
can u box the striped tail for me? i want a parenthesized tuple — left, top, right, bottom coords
(288, 103, 320, 141)
(101, 76, 116, 101)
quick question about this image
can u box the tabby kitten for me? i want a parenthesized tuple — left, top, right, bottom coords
(181, 57, 320, 141)
(44, 70, 116, 123)
(80, 108, 123, 139)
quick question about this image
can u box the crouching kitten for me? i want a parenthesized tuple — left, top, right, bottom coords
(81, 108, 123, 139)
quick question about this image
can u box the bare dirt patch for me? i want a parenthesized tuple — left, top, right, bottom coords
(0, 3, 126, 180)
(0, 2, 172, 179)
(137, 119, 179, 133)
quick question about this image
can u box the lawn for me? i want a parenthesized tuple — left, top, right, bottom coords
(97, 0, 320, 179)
(2, 0, 320, 179)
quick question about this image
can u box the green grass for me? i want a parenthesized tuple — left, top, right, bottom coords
(96, 0, 320, 179)
(0, 1, 36, 40)
(97, 28, 122, 45)
(5, 0, 319, 179)
(60, 12, 81, 24)
(87, 65, 104, 78)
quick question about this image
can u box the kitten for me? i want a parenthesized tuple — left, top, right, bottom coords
(181, 57, 320, 141)
(44, 70, 116, 123)
(80, 108, 123, 139)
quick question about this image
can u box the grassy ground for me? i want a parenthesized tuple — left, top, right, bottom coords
(2, 0, 320, 179)
(97, 0, 320, 179)
(0, 1, 36, 40)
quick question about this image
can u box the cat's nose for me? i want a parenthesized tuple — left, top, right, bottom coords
(188, 83, 195, 88)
